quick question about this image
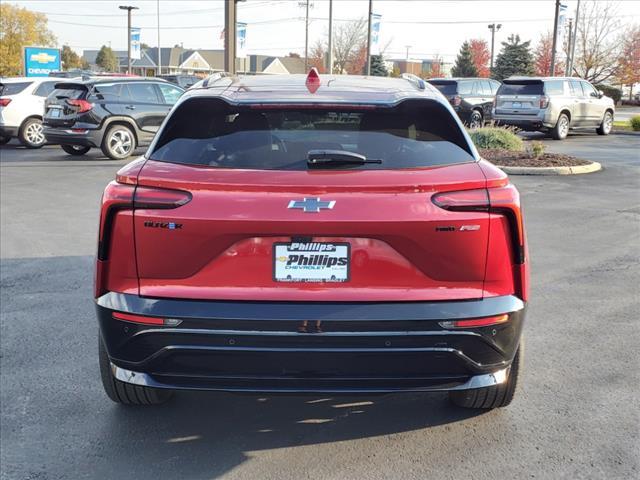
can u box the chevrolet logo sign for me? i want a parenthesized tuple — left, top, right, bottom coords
(287, 198, 336, 213)
(30, 52, 57, 64)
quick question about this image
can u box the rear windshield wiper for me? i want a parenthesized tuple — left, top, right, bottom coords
(307, 149, 382, 167)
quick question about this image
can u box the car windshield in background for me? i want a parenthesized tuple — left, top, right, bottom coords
(429, 82, 457, 95)
(0, 82, 33, 96)
(150, 98, 475, 170)
(498, 82, 544, 95)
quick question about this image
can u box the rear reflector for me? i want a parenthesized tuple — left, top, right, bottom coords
(0, 98, 11, 107)
(439, 314, 509, 329)
(112, 311, 182, 326)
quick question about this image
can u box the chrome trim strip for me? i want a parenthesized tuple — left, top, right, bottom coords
(110, 363, 509, 392)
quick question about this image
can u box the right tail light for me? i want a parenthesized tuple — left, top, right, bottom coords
(66, 99, 94, 113)
(539, 95, 550, 109)
(0, 98, 11, 107)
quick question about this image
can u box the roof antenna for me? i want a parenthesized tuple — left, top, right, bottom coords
(306, 67, 321, 93)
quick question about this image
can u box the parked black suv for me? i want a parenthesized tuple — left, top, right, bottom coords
(427, 78, 501, 128)
(158, 74, 199, 89)
(43, 77, 184, 159)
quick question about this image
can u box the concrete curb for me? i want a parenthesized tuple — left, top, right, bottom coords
(498, 161, 602, 175)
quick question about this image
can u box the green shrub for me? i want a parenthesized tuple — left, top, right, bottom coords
(469, 127, 524, 151)
(630, 115, 640, 132)
(595, 84, 622, 104)
(529, 141, 546, 158)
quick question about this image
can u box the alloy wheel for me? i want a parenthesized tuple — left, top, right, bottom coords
(603, 113, 612, 134)
(108, 129, 133, 156)
(559, 116, 569, 138)
(25, 121, 45, 146)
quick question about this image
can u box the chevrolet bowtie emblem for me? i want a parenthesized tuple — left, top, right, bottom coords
(287, 197, 336, 213)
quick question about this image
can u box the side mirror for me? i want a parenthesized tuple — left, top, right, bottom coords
(596, 90, 604, 98)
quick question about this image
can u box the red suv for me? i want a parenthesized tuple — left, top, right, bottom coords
(96, 71, 528, 409)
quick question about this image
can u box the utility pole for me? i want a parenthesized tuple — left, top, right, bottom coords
(119, 5, 138, 74)
(405, 45, 411, 60)
(365, 0, 373, 75)
(550, 0, 561, 76)
(304, 0, 310, 71)
(224, 0, 236, 74)
(564, 18, 572, 75)
(568, 0, 580, 76)
(488, 23, 501, 72)
(327, 0, 333, 73)
(157, 0, 161, 75)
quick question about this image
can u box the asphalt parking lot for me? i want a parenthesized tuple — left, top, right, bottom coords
(1, 133, 639, 480)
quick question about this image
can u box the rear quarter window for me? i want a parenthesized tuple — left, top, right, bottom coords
(498, 82, 544, 95)
(88, 84, 123, 101)
(0, 82, 33, 95)
(544, 80, 565, 95)
(150, 98, 476, 171)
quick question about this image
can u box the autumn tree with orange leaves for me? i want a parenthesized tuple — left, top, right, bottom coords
(533, 31, 564, 76)
(308, 41, 326, 74)
(616, 25, 640, 99)
(469, 39, 491, 77)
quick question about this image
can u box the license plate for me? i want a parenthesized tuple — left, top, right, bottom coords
(512, 102, 522, 108)
(50, 108, 61, 118)
(274, 242, 350, 283)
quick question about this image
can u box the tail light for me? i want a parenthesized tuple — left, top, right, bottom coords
(539, 95, 549, 109)
(451, 95, 462, 107)
(0, 98, 11, 107)
(305, 67, 321, 93)
(66, 99, 93, 113)
(97, 182, 191, 261)
(439, 314, 509, 329)
(432, 186, 528, 301)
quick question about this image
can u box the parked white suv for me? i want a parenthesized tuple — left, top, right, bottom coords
(493, 77, 615, 140)
(0, 77, 61, 148)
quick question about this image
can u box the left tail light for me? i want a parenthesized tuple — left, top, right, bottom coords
(66, 99, 93, 113)
(0, 98, 11, 107)
(451, 95, 462, 107)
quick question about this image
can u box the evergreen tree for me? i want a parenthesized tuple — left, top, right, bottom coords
(369, 55, 388, 76)
(95, 45, 119, 72)
(492, 35, 534, 81)
(451, 41, 478, 77)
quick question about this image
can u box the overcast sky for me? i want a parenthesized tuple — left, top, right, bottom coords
(13, 0, 640, 62)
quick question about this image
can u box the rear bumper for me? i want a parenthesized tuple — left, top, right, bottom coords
(42, 126, 103, 148)
(96, 293, 526, 393)
(0, 125, 18, 138)
(493, 111, 554, 130)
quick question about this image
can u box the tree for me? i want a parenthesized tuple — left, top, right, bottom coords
(369, 55, 388, 76)
(572, 1, 622, 83)
(333, 18, 367, 74)
(0, 3, 56, 76)
(615, 25, 640, 99)
(469, 39, 491, 77)
(492, 35, 534, 81)
(308, 41, 326, 74)
(451, 41, 478, 77)
(533, 31, 564, 76)
(287, 52, 301, 58)
(61, 45, 83, 70)
(95, 45, 119, 72)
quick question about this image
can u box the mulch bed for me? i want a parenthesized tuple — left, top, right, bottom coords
(479, 148, 592, 167)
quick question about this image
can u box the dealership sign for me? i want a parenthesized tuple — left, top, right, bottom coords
(24, 47, 61, 77)
(131, 28, 141, 60)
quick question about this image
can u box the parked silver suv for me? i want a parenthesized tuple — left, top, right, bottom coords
(493, 77, 615, 140)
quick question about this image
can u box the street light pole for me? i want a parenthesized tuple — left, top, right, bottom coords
(550, 0, 561, 76)
(157, 0, 161, 75)
(568, 0, 580, 76)
(327, 0, 333, 73)
(305, 0, 310, 71)
(365, 0, 372, 75)
(224, 0, 236, 74)
(119, 5, 138, 74)
(488, 23, 501, 72)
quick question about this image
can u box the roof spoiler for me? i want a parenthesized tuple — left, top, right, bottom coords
(400, 73, 426, 90)
(202, 72, 231, 88)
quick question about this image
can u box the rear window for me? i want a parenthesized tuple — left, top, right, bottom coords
(150, 98, 475, 170)
(498, 82, 544, 95)
(0, 82, 33, 95)
(50, 87, 86, 100)
(428, 81, 457, 95)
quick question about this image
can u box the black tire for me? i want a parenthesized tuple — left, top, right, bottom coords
(18, 117, 45, 148)
(449, 342, 523, 409)
(101, 124, 136, 160)
(596, 110, 613, 136)
(99, 333, 172, 406)
(0, 135, 10, 145)
(551, 113, 570, 140)
(61, 144, 91, 156)
(468, 110, 483, 129)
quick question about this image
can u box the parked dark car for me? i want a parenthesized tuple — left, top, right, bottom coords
(158, 74, 199, 89)
(43, 77, 184, 159)
(427, 78, 501, 128)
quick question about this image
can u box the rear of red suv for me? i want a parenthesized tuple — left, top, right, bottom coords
(95, 73, 528, 408)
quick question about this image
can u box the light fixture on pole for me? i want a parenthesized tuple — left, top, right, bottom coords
(488, 23, 501, 72)
(119, 5, 139, 74)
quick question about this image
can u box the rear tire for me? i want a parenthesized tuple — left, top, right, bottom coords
(99, 333, 172, 406)
(0, 135, 10, 145)
(61, 144, 91, 156)
(551, 113, 570, 140)
(19, 117, 45, 148)
(596, 111, 613, 135)
(449, 342, 522, 409)
(101, 124, 136, 160)
(468, 110, 483, 129)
